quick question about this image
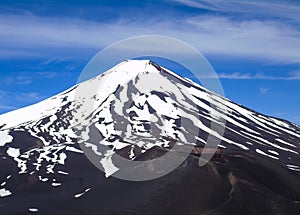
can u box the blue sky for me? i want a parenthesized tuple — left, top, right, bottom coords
(0, 0, 299, 124)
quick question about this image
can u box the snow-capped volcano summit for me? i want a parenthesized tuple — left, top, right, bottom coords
(0, 60, 300, 214)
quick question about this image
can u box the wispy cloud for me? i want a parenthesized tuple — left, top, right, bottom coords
(172, 0, 300, 21)
(11, 75, 33, 85)
(0, 90, 46, 113)
(1, 71, 67, 86)
(0, 105, 16, 110)
(0, 13, 300, 63)
(214, 70, 300, 80)
(0, 90, 45, 102)
(16, 92, 46, 102)
(0, 57, 76, 86)
(259, 87, 269, 94)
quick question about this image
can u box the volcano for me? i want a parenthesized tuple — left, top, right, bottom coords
(0, 60, 299, 214)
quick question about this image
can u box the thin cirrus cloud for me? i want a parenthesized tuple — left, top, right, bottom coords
(0, 90, 45, 108)
(0, 71, 69, 86)
(172, 0, 300, 21)
(0, 12, 300, 63)
(259, 87, 269, 94)
(215, 71, 300, 80)
(0, 105, 16, 110)
(16, 92, 46, 102)
(195, 69, 300, 80)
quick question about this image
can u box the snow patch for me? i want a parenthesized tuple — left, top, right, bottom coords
(7, 147, 20, 158)
(74, 188, 91, 198)
(256, 148, 279, 160)
(0, 188, 12, 197)
(0, 130, 13, 146)
(29, 208, 38, 212)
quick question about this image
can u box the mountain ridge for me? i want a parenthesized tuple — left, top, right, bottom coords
(0, 60, 300, 214)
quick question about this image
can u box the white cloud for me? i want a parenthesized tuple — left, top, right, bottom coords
(289, 70, 300, 79)
(0, 105, 16, 110)
(211, 71, 300, 80)
(172, 0, 300, 21)
(0, 90, 46, 110)
(0, 66, 73, 86)
(0, 13, 299, 63)
(17, 92, 45, 102)
(0, 91, 48, 113)
(259, 87, 269, 94)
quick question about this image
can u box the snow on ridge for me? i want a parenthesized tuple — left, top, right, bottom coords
(0, 59, 299, 177)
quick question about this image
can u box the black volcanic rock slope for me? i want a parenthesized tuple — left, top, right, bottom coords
(0, 60, 299, 214)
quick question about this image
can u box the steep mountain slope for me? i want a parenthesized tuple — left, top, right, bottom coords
(0, 60, 299, 214)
